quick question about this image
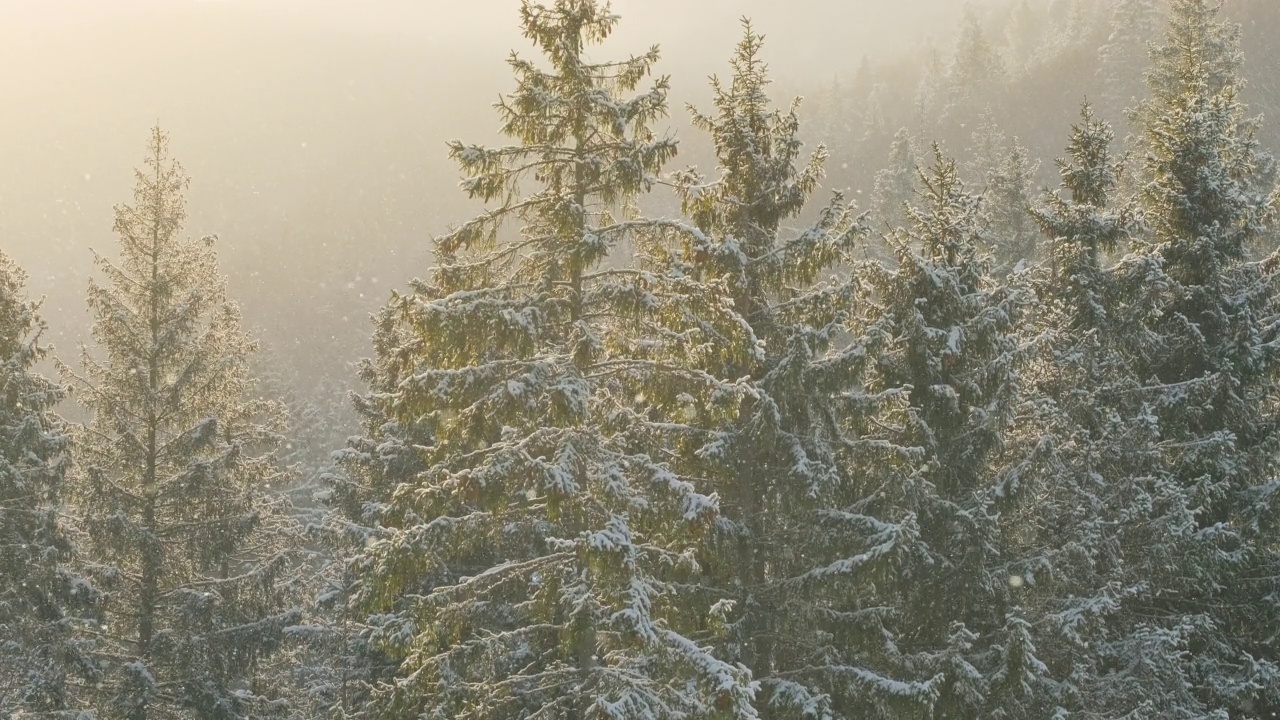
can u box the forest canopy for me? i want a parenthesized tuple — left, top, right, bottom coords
(2, 1, 1279, 718)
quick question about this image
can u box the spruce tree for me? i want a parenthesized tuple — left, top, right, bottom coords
(845, 147, 1034, 719)
(244, 345, 363, 720)
(964, 109, 1007, 186)
(63, 128, 302, 720)
(860, 85, 894, 161)
(1044, 0, 1105, 58)
(1097, 0, 1165, 125)
(870, 127, 919, 236)
(944, 7, 1006, 123)
(915, 44, 948, 134)
(0, 250, 99, 717)
(334, 2, 757, 717)
(980, 138, 1040, 272)
(1020, 104, 1155, 718)
(669, 21, 932, 718)
(251, 345, 354, 526)
(1003, 0, 1046, 72)
(1105, 0, 1280, 714)
(1031, 104, 1136, 344)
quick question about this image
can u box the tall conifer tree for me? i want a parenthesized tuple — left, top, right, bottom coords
(980, 138, 1040, 272)
(0, 251, 99, 717)
(1106, 0, 1280, 713)
(1020, 105, 1157, 718)
(334, 2, 758, 717)
(64, 128, 301, 720)
(944, 7, 1005, 122)
(669, 21, 930, 719)
(871, 127, 920, 236)
(845, 148, 1033, 719)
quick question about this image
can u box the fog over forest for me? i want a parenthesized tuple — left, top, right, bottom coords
(1, 0, 977, 388)
(4, 0, 1280, 718)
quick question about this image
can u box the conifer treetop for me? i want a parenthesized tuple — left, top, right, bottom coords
(439, 0, 676, 267)
(680, 18, 826, 253)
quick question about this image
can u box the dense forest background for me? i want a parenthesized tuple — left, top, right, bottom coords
(3, 0, 1280, 718)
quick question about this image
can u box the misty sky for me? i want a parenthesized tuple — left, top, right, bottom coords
(0, 0, 976, 379)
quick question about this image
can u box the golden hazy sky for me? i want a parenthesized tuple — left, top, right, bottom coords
(0, 0, 973, 375)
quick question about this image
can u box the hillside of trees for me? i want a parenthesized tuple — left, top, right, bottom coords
(2, 0, 1279, 718)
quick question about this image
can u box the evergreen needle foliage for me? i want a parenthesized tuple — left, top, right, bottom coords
(7, 2, 1280, 718)
(0, 251, 99, 717)
(335, 2, 757, 717)
(61, 128, 303, 720)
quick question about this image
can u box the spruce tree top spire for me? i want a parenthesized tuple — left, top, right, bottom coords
(441, 0, 675, 276)
(908, 145, 984, 271)
(519, 0, 619, 66)
(1037, 103, 1134, 264)
(1058, 103, 1123, 210)
(682, 18, 825, 257)
(1032, 103, 1136, 331)
(123, 126, 189, 247)
(1145, 0, 1243, 108)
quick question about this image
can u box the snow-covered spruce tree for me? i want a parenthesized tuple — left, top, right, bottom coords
(334, 2, 757, 717)
(1133, 0, 1239, 134)
(0, 250, 99, 717)
(860, 83, 893, 158)
(1040, 0, 1106, 61)
(1030, 104, 1137, 332)
(844, 147, 1035, 719)
(1003, 0, 1046, 74)
(1095, 1, 1280, 714)
(62, 127, 303, 720)
(1016, 104, 1162, 718)
(979, 138, 1040, 273)
(914, 44, 948, 136)
(667, 22, 932, 719)
(870, 127, 919, 236)
(242, 344, 363, 720)
(804, 57, 873, 184)
(963, 109, 1007, 188)
(251, 344, 354, 526)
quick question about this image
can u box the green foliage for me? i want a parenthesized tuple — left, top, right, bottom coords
(980, 138, 1040, 272)
(62, 128, 302, 720)
(9, 3, 1280, 719)
(336, 3, 757, 717)
(1118, 2, 1280, 714)
(848, 147, 1034, 719)
(0, 251, 99, 716)
(671, 20, 927, 719)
